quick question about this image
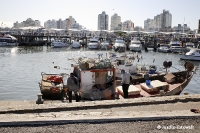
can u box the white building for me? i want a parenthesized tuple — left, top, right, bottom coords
(56, 19, 63, 29)
(13, 18, 42, 28)
(122, 20, 134, 31)
(44, 16, 83, 30)
(144, 9, 172, 32)
(154, 10, 172, 31)
(110, 13, 121, 30)
(144, 18, 155, 31)
(44, 19, 57, 29)
(98, 11, 109, 30)
(173, 24, 190, 33)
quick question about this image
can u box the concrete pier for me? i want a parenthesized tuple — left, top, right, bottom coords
(0, 94, 200, 126)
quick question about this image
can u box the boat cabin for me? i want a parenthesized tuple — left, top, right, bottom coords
(71, 57, 116, 100)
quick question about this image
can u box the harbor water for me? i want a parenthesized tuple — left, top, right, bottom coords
(0, 46, 200, 101)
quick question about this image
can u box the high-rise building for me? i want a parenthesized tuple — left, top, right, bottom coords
(144, 9, 172, 32)
(98, 11, 109, 30)
(144, 18, 155, 31)
(44, 19, 57, 29)
(122, 20, 134, 31)
(154, 10, 172, 31)
(57, 19, 63, 29)
(198, 19, 200, 33)
(110, 13, 121, 30)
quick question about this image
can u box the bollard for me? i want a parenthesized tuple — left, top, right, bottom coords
(36, 93, 44, 104)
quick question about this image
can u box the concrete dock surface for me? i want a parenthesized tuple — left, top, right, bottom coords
(0, 94, 199, 132)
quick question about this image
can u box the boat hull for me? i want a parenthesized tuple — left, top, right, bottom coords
(0, 42, 18, 46)
(129, 47, 142, 52)
(87, 45, 99, 49)
(179, 54, 200, 61)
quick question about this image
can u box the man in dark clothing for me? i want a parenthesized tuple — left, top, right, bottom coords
(67, 73, 80, 102)
(121, 69, 131, 98)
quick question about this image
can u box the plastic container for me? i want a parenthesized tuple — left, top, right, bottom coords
(145, 80, 151, 85)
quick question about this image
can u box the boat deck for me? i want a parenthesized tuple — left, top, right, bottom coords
(117, 81, 182, 99)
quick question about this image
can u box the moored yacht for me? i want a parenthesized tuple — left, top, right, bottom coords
(0, 34, 18, 46)
(71, 40, 82, 48)
(51, 38, 70, 48)
(179, 48, 200, 61)
(100, 40, 111, 50)
(129, 40, 142, 52)
(169, 41, 183, 53)
(157, 45, 170, 53)
(185, 42, 195, 52)
(113, 38, 126, 52)
(87, 38, 99, 49)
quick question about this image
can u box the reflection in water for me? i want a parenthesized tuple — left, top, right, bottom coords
(0, 46, 200, 101)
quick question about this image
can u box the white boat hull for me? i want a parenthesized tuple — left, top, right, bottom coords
(88, 44, 99, 49)
(51, 42, 69, 48)
(157, 48, 170, 53)
(0, 42, 18, 46)
(101, 45, 110, 50)
(179, 54, 200, 61)
(129, 47, 142, 52)
(71, 44, 81, 48)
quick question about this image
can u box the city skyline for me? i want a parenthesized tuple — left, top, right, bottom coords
(0, 0, 200, 30)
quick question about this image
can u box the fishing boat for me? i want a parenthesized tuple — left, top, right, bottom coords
(116, 61, 196, 98)
(38, 72, 69, 99)
(39, 54, 195, 100)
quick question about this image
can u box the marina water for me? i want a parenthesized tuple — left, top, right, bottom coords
(0, 46, 200, 101)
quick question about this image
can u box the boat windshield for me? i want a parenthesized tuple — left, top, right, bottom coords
(131, 41, 141, 44)
(90, 41, 98, 43)
(186, 44, 194, 47)
(116, 40, 124, 43)
(171, 44, 181, 46)
(171, 46, 182, 48)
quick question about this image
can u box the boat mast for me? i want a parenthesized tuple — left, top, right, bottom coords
(183, 17, 185, 34)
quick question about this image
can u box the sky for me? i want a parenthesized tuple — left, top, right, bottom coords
(0, 0, 200, 30)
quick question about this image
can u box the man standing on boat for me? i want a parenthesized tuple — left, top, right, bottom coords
(67, 73, 80, 103)
(121, 69, 131, 98)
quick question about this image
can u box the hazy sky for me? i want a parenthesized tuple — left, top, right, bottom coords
(0, 0, 200, 30)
